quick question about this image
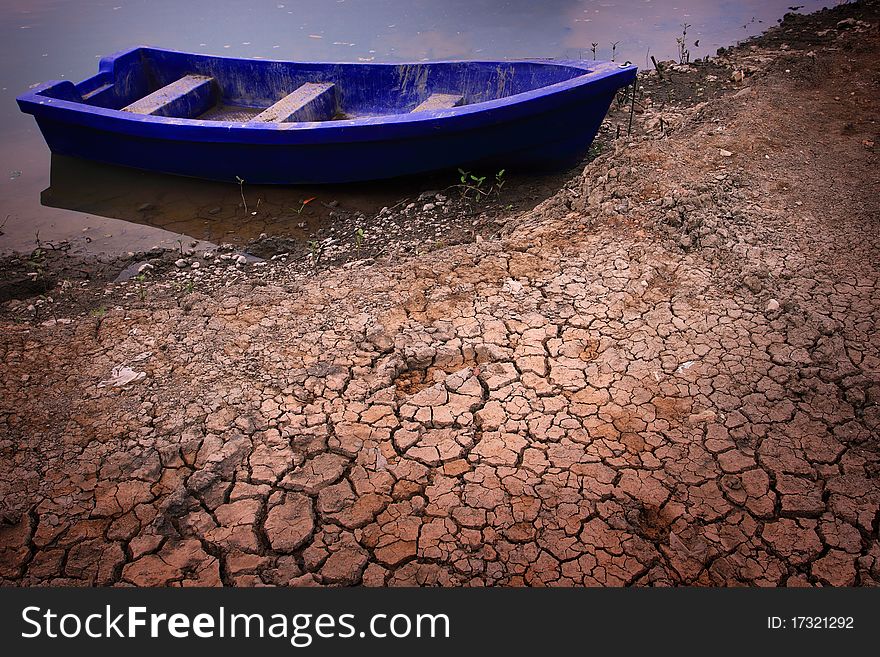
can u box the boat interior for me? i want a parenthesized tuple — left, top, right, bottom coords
(39, 47, 589, 123)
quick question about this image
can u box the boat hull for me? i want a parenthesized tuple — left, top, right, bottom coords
(18, 48, 636, 184)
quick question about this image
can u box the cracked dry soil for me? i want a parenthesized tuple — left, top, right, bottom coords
(1, 4, 879, 587)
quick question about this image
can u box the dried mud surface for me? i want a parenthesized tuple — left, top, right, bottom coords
(1, 3, 878, 586)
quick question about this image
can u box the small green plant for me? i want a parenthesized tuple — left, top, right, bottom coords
(457, 168, 487, 202)
(307, 239, 323, 270)
(28, 242, 47, 280)
(134, 274, 147, 302)
(677, 23, 691, 64)
(494, 169, 506, 195)
(294, 196, 317, 214)
(91, 306, 107, 318)
(236, 175, 248, 214)
(171, 279, 195, 297)
(459, 168, 486, 188)
(354, 227, 365, 257)
(456, 167, 507, 203)
(587, 141, 606, 161)
(32, 230, 47, 262)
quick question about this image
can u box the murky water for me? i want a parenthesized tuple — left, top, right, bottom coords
(0, 0, 830, 255)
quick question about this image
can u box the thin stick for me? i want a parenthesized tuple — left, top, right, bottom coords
(651, 55, 664, 80)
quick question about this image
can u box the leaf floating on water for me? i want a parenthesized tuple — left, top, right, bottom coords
(308, 34, 323, 39)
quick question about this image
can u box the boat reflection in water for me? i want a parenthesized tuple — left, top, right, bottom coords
(40, 154, 441, 249)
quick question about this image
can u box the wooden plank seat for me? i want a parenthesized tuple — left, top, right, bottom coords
(411, 93, 464, 113)
(122, 74, 216, 118)
(252, 82, 336, 123)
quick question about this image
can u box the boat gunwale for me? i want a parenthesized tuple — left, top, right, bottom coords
(17, 46, 637, 139)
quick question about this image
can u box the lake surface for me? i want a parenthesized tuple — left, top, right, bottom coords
(0, 0, 830, 255)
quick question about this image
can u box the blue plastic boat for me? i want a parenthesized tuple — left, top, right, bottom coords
(17, 47, 636, 184)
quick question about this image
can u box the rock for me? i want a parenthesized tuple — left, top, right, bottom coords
(811, 550, 856, 586)
(320, 546, 369, 585)
(281, 453, 349, 493)
(122, 539, 220, 586)
(743, 275, 762, 293)
(174, 258, 188, 268)
(687, 410, 717, 425)
(766, 298, 780, 312)
(0, 514, 33, 578)
(502, 278, 524, 295)
(719, 149, 733, 157)
(97, 366, 146, 388)
(423, 203, 436, 212)
(761, 519, 822, 565)
(264, 493, 315, 552)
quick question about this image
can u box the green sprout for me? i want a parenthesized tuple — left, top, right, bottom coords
(295, 196, 317, 214)
(354, 227, 365, 257)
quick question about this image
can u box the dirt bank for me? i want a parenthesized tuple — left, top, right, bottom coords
(1, 2, 878, 586)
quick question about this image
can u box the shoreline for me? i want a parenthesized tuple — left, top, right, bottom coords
(1, 1, 878, 587)
(1, 3, 873, 319)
